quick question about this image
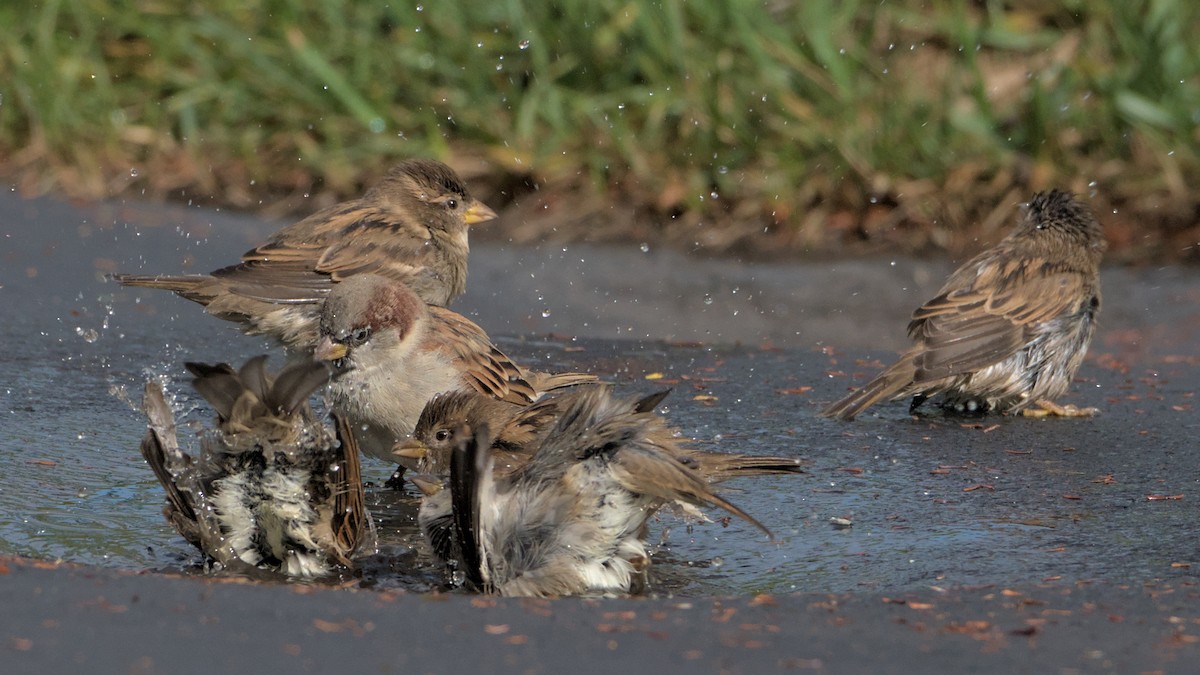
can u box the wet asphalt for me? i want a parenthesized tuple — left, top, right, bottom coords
(2, 190, 1199, 672)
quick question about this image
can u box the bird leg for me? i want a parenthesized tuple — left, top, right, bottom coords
(908, 394, 928, 414)
(1021, 399, 1100, 418)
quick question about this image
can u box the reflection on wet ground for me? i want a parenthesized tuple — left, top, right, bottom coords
(1, 191, 1198, 597)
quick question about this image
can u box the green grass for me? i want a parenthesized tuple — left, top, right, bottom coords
(1, 1, 1198, 259)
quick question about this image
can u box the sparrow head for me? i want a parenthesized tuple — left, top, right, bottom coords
(415, 421, 493, 584)
(371, 159, 498, 233)
(315, 275, 428, 369)
(394, 391, 519, 473)
(1013, 190, 1106, 255)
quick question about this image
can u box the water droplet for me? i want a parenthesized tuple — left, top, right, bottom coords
(415, 4, 423, 11)
(541, 308, 552, 318)
(518, 39, 530, 50)
(703, 295, 714, 306)
(129, 168, 139, 178)
(639, 243, 650, 253)
(75, 327, 99, 343)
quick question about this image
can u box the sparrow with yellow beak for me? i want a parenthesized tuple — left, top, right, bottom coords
(314, 275, 596, 465)
(415, 386, 792, 597)
(115, 159, 497, 350)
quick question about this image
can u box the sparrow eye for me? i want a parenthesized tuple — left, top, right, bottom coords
(434, 429, 450, 442)
(446, 198, 458, 210)
(348, 327, 372, 346)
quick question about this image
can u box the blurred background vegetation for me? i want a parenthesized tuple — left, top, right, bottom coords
(2, 0, 1198, 262)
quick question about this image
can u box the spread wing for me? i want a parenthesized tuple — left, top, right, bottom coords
(139, 380, 203, 546)
(330, 413, 371, 564)
(450, 425, 491, 591)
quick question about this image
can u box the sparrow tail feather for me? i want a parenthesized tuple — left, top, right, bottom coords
(820, 358, 916, 421)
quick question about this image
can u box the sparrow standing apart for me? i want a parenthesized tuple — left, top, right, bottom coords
(139, 356, 371, 578)
(396, 387, 807, 482)
(415, 386, 784, 598)
(313, 274, 596, 463)
(114, 159, 497, 350)
(822, 189, 1105, 420)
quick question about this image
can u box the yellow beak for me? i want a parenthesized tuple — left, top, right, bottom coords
(409, 475, 444, 497)
(463, 201, 498, 225)
(392, 438, 429, 461)
(314, 336, 348, 362)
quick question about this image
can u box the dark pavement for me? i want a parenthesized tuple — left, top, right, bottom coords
(3, 556, 1198, 674)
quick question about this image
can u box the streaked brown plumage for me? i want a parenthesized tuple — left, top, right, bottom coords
(314, 275, 597, 463)
(416, 386, 790, 597)
(139, 356, 371, 578)
(114, 159, 497, 350)
(822, 189, 1105, 420)
(396, 387, 807, 482)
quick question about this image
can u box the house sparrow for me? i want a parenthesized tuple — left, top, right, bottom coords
(314, 274, 597, 463)
(139, 355, 371, 578)
(396, 387, 807, 481)
(822, 189, 1105, 420)
(114, 159, 497, 350)
(415, 386, 783, 597)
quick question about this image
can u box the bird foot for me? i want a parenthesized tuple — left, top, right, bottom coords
(384, 466, 407, 490)
(1021, 400, 1099, 418)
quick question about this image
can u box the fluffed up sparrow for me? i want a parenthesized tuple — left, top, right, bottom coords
(396, 387, 807, 482)
(822, 189, 1105, 420)
(313, 274, 597, 464)
(139, 355, 371, 578)
(114, 159, 497, 350)
(414, 386, 790, 598)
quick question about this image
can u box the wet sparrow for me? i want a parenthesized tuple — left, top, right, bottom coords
(314, 274, 596, 463)
(415, 386, 780, 598)
(139, 356, 371, 578)
(822, 190, 1105, 420)
(114, 159, 497, 350)
(396, 387, 806, 481)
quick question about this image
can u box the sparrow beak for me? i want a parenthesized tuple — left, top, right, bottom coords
(463, 201, 498, 225)
(392, 438, 429, 461)
(408, 475, 444, 497)
(314, 336, 349, 362)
